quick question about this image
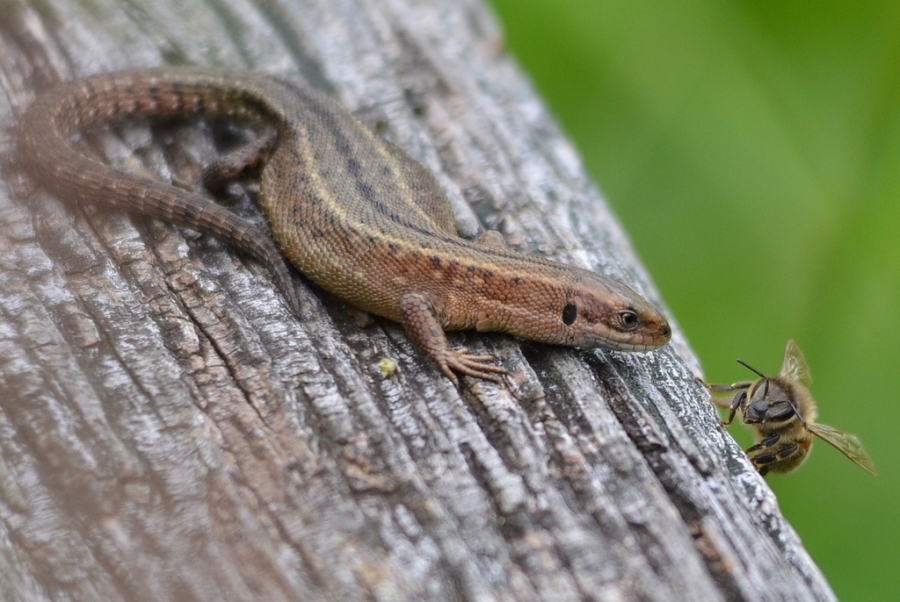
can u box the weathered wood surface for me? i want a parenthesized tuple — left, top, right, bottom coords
(0, 1, 834, 600)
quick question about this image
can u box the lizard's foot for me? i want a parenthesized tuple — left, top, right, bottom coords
(436, 347, 507, 386)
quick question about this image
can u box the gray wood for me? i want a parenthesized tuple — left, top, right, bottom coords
(0, 0, 833, 600)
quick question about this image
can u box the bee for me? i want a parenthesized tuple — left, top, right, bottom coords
(696, 340, 876, 476)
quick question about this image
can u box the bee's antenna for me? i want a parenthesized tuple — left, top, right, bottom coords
(736, 358, 767, 379)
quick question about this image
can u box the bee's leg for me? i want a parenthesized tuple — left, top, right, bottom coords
(747, 436, 777, 473)
(747, 434, 802, 475)
(694, 378, 753, 394)
(722, 390, 746, 425)
(750, 451, 779, 474)
(695, 378, 753, 420)
(746, 432, 781, 455)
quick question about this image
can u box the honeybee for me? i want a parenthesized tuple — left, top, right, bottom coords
(696, 340, 876, 476)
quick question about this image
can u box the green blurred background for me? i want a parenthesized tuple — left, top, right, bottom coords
(487, 1, 898, 599)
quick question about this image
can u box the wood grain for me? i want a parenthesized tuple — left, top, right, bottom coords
(0, 0, 834, 600)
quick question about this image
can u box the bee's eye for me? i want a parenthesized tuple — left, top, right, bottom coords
(617, 309, 640, 331)
(562, 303, 577, 325)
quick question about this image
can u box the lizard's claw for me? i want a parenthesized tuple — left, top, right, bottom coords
(437, 347, 507, 386)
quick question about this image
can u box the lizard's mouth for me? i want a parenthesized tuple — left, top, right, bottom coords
(579, 317, 672, 352)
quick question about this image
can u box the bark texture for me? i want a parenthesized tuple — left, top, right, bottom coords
(0, 0, 834, 600)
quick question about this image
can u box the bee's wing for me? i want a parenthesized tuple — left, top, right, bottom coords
(780, 339, 812, 388)
(808, 423, 877, 476)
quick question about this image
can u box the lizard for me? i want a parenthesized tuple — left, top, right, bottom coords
(16, 68, 672, 385)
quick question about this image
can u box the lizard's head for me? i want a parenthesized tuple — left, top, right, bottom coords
(560, 272, 671, 352)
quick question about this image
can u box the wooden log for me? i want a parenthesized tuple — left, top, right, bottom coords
(0, 0, 833, 599)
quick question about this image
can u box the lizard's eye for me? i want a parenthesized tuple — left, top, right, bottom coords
(616, 309, 640, 331)
(562, 303, 577, 325)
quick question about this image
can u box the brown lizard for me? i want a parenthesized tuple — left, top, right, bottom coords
(17, 69, 671, 384)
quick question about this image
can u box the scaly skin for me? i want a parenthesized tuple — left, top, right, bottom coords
(17, 69, 671, 383)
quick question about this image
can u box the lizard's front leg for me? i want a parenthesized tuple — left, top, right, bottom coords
(398, 293, 506, 386)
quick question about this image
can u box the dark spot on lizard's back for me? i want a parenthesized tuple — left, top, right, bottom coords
(388, 242, 399, 253)
(149, 84, 160, 103)
(382, 166, 393, 177)
(430, 256, 441, 267)
(347, 157, 361, 176)
(357, 182, 375, 203)
(333, 132, 351, 156)
(513, 277, 522, 285)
